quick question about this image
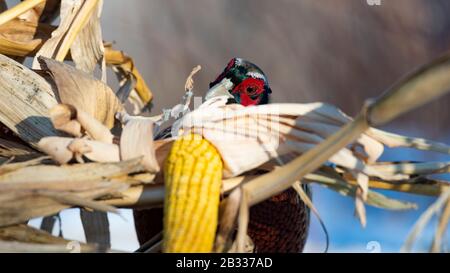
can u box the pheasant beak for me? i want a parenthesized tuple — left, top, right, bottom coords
(205, 78, 234, 101)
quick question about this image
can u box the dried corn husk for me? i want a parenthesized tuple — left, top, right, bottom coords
(49, 104, 113, 143)
(38, 137, 119, 164)
(32, 0, 103, 73)
(49, 104, 82, 137)
(177, 101, 386, 179)
(0, 54, 58, 146)
(69, 0, 105, 78)
(39, 57, 122, 128)
(120, 117, 160, 173)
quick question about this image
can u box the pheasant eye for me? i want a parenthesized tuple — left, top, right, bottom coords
(246, 86, 257, 95)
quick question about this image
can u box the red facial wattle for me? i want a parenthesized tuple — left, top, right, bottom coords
(231, 78, 265, 106)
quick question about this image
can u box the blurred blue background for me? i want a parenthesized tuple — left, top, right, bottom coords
(27, 0, 450, 252)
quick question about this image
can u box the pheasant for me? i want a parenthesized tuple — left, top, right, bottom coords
(134, 58, 310, 253)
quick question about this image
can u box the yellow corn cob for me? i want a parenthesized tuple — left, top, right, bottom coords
(163, 133, 223, 253)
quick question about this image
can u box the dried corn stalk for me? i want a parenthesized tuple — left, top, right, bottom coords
(0, 224, 96, 253)
(0, 158, 146, 227)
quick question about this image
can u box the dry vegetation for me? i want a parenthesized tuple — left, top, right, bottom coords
(0, 0, 448, 253)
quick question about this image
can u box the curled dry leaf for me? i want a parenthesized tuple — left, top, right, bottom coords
(105, 43, 153, 105)
(49, 104, 82, 137)
(0, 18, 53, 52)
(39, 57, 122, 128)
(0, 20, 54, 70)
(38, 136, 119, 164)
(50, 104, 113, 143)
(184, 65, 202, 92)
(112, 63, 136, 104)
(120, 118, 160, 173)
